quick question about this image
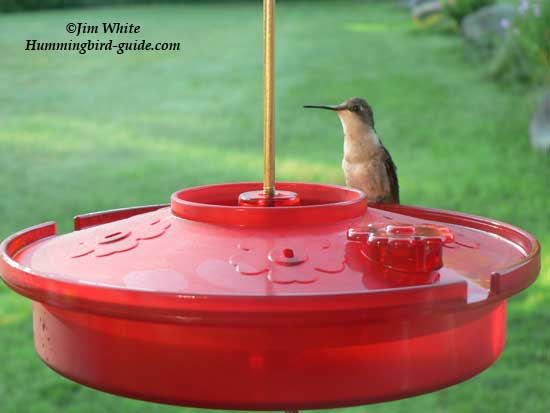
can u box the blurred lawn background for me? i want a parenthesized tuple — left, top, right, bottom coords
(0, 1, 548, 412)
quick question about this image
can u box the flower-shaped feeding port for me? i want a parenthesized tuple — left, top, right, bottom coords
(347, 222, 454, 273)
(229, 238, 345, 284)
(70, 214, 171, 258)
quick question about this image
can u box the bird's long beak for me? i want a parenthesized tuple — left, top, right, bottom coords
(303, 104, 347, 111)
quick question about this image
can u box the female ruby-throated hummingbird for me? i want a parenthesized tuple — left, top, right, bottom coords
(304, 97, 400, 204)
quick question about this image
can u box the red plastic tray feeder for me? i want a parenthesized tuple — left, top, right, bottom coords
(0, 182, 540, 410)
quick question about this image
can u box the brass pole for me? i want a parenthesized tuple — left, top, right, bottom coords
(263, 0, 276, 197)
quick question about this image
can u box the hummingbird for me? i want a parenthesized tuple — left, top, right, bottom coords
(304, 97, 399, 204)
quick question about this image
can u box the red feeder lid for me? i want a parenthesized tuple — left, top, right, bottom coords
(0, 182, 540, 410)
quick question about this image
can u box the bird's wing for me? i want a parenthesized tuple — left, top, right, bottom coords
(381, 144, 400, 204)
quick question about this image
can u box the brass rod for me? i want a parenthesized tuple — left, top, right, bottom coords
(263, 0, 276, 197)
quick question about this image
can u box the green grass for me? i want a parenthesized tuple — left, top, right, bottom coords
(0, 1, 548, 412)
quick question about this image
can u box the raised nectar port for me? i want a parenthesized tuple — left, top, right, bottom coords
(348, 223, 454, 273)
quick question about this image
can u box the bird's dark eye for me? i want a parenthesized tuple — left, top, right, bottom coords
(350, 105, 360, 112)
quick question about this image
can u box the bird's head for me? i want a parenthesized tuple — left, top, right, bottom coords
(304, 97, 375, 132)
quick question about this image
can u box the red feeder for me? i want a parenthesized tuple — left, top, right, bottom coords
(0, 1, 541, 410)
(0, 182, 540, 410)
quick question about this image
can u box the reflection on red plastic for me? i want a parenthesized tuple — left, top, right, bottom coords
(371, 268, 441, 288)
(238, 190, 301, 207)
(348, 223, 454, 273)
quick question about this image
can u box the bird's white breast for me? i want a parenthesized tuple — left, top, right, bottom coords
(338, 113, 389, 201)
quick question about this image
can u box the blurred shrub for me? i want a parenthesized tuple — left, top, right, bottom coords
(489, 0, 550, 85)
(443, 0, 496, 24)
